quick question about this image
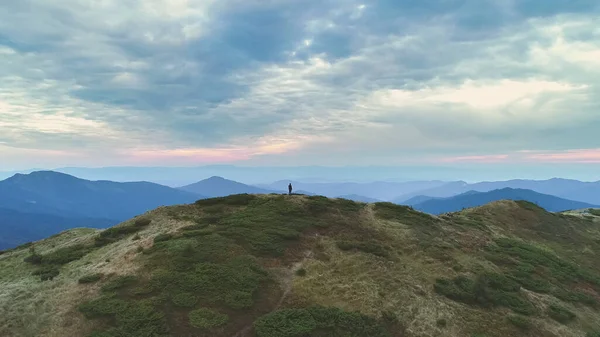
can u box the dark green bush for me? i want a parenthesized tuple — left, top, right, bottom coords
(79, 273, 103, 284)
(254, 306, 390, 337)
(24, 252, 43, 264)
(507, 315, 531, 330)
(180, 223, 209, 231)
(134, 218, 152, 227)
(95, 221, 149, 247)
(435, 274, 536, 315)
(101, 275, 138, 292)
(436, 318, 447, 327)
(587, 331, 600, 337)
(195, 194, 257, 207)
(588, 209, 600, 217)
(42, 244, 92, 265)
(171, 292, 198, 308)
(32, 265, 60, 281)
(132, 234, 141, 241)
(181, 229, 213, 238)
(188, 308, 229, 329)
(547, 304, 576, 324)
(79, 297, 168, 336)
(295, 268, 307, 277)
(254, 308, 317, 337)
(337, 240, 388, 258)
(153, 234, 173, 243)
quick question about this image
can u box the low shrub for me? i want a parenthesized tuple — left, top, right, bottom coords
(154, 234, 173, 243)
(95, 220, 150, 247)
(547, 304, 576, 324)
(337, 240, 388, 258)
(134, 218, 152, 227)
(436, 318, 447, 327)
(171, 292, 198, 308)
(507, 315, 531, 330)
(253, 306, 390, 337)
(195, 194, 257, 207)
(295, 268, 307, 277)
(32, 265, 60, 281)
(188, 308, 229, 329)
(79, 297, 168, 336)
(181, 229, 213, 238)
(101, 275, 138, 292)
(434, 273, 536, 315)
(588, 209, 600, 217)
(24, 252, 43, 264)
(42, 244, 92, 265)
(79, 273, 103, 284)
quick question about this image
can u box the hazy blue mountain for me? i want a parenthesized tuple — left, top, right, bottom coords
(336, 194, 382, 203)
(42, 165, 474, 186)
(258, 180, 451, 201)
(0, 171, 203, 221)
(393, 179, 600, 205)
(411, 188, 598, 215)
(0, 208, 113, 250)
(401, 190, 482, 206)
(179, 176, 275, 197)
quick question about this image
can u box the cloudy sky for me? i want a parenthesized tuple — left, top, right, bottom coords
(1, 0, 599, 171)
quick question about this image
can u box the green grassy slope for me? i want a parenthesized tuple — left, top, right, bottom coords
(1, 195, 600, 337)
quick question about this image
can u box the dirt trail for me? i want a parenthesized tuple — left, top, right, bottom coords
(232, 250, 313, 337)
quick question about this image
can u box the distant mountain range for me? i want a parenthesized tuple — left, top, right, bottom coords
(0, 171, 205, 249)
(393, 179, 600, 205)
(406, 188, 599, 215)
(256, 180, 449, 201)
(2, 170, 600, 249)
(336, 194, 383, 203)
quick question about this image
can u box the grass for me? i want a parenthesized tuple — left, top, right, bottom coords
(589, 209, 600, 217)
(5, 194, 600, 337)
(483, 237, 600, 308)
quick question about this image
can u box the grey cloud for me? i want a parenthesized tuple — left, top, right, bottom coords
(0, 0, 599, 161)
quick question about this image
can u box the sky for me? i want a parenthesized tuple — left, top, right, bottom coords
(1, 0, 600, 173)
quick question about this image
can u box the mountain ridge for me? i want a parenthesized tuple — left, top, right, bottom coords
(409, 187, 599, 215)
(2, 194, 600, 337)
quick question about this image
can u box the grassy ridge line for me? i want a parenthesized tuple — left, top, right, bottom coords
(1, 196, 600, 337)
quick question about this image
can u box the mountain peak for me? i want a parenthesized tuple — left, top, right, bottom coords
(6, 170, 80, 183)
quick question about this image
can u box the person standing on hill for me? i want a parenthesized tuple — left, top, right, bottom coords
(288, 183, 293, 195)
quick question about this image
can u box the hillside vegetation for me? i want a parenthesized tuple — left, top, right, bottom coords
(1, 195, 600, 337)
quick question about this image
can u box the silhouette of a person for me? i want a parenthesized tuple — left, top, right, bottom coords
(288, 183, 293, 195)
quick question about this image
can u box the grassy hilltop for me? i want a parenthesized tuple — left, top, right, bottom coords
(1, 194, 600, 337)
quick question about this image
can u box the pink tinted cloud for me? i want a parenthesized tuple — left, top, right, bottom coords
(524, 149, 600, 163)
(123, 135, 315, 165)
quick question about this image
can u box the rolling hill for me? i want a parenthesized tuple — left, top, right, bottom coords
(409, 188, 598, 215)
(1, 194, 600, 337)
